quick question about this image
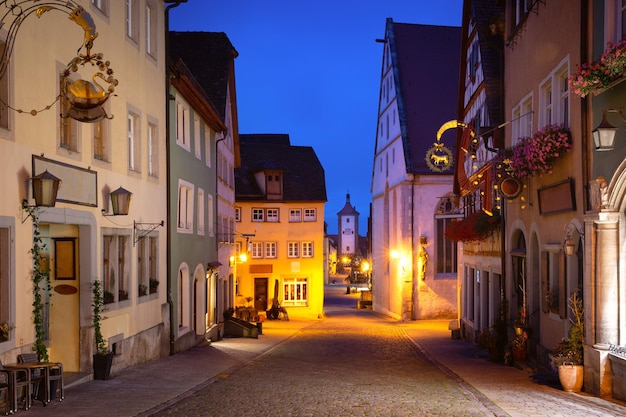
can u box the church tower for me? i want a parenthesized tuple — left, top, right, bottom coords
(337, 193, 359, 256)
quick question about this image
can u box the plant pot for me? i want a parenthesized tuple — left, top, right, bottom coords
(558, 364, 583, 392)
(93, 353, 114, 380)
(512, 347, 527, 362)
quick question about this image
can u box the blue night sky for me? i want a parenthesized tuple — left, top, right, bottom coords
(169, 1, 463, 234)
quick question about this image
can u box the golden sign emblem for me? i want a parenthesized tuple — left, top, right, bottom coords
(425, 142, 453, 172)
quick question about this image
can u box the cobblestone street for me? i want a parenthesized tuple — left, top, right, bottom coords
(150, 294, 492, 417)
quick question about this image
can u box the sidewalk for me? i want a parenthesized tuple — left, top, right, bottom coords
(18, 317, 626, 417)
(20, 319, 310, 417)
(401, 320, 626, 417)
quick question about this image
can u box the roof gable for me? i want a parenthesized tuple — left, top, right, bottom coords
(388, 20, 462, 174)
(236, 134, 327, 202)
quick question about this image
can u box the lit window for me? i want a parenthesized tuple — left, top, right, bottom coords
(302, 242, 313, 258)
(283, 278, 308, 306)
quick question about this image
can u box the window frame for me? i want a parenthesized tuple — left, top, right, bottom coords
(252, 208, 264, 222)
(303, 208, 317, 222)
(126, 0, 140, 43)
(177, 179, 194, 234)
(287, 242, 300, 258)
(302, 241, 314, 258)
(289, 209, 302, 222)
(266, 208, 279, 222)
(265, 242, 277, 258)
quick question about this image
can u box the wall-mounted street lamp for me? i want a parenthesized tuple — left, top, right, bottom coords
(102, 187, 132, 216)
(592, 109, 626, 151)
(101, 186, 163, 246)
(563, 223, 584, 256)
(30, 170, 62, 208)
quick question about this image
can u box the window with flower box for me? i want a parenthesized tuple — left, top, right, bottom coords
(103, 232, 131, 305)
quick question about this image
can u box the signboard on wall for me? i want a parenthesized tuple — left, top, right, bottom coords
(33, 155, 98, 207)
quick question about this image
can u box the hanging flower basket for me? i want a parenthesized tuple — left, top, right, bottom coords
(445, 211, 501, 243)
(507, 125, 572, 179)
(569, 39, 626, 97)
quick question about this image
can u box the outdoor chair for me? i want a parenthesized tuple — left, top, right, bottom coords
(0, 360, 30, 413)
(0, 368, 9, 415)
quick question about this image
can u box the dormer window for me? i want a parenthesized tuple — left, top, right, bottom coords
(266, 170, 283, 200)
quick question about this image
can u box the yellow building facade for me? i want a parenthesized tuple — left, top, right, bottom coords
(234, 134, 327, 320)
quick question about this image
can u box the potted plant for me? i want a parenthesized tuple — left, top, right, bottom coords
(444, 210, 502, 243)
(138, 284, 148, 297)
(149, 278, 159, 294)
(549, 291, 584, 392)
(92, 280, 114, 380)
(506, 125, 572, 179)
(569, 39, 626, 97)
(0, 322, 13, 342)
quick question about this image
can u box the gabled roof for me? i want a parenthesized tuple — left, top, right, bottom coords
(236, 134, 327, 202)
(387, 19, 462, 174)
(168, 31, 238, 123)
(337, 193, 359, 216)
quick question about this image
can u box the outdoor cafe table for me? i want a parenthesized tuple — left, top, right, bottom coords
(3, 362, 59, 406)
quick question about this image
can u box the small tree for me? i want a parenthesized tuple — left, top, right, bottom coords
(23, 202, 51, 361)
(92, 280, 108, 356)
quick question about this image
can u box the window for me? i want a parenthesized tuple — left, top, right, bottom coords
(207, 194, 214, 237)
(146, 2, 157, 58)
(304, 208, 317, 222)
(103, 233, 130, 305)
(605, 0, 626, 44)
(197, 188, 205, 235)
(91, 0, 109, 15)
(205, 126, 212, 167)
(235, 207, 241, 222)
(513, 0, 533, 27)
(251, 242, 263, 258)
(265, 242, 277, 258)
(194, 117, 201, 159)
(60, 76, 79, 152)
(302, 242, 314, 258)
(289, 209, 302, 222)
(0, 40, 8, 130)
(267, 208, 279, 222)
(93, 119, 107, 161)
(147, 121, 158, 177)
(288, 242, 299, 258)
(126, 0, 139, 43)
(435, 196, 461, 274)
(137, 236, 159, 297)
(229, 218, 234, 244)
(252, 208, 264, 222)
(539, 59, 569, 128)
(177, 180, 194, 233)
(127, 112, 140, 171)
(283, 278, 308, 306)
(511, 94, 533, 146)
(176, 101, 190, 150)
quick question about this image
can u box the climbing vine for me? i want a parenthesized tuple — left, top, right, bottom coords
(22, 202, 51, 361)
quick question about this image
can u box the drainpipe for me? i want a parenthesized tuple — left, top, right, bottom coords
(411, 177, 416, 320)
(165, 0, 187, 356)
